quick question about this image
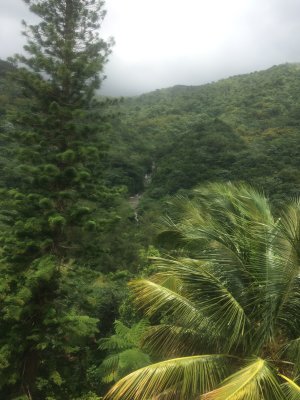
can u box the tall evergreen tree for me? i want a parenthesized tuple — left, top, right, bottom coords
(0, 1, 117, 398)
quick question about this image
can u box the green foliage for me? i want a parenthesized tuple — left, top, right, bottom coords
(110, 64, 300, 206)
(280, 375, 300, 400)
(1, 6, 300, 398)
(0, 1, 130, 398)
(74, 393, 102, 400)
(99, 320, 151, 383)
(105, 183, 300, 399)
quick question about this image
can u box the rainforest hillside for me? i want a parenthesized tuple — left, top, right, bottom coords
(1, 0, 300, 398)
(1, 53, 300, 397)
(109, 63, 300, 207)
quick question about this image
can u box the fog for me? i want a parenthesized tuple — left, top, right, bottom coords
(1, 0, 300, 96)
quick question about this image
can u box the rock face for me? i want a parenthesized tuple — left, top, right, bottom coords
(129, 194, 140, 222)
(129, 193, 141, 210)
(129, 167, 155, 222)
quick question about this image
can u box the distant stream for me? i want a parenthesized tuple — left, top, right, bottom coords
(128, 162, 155, 222)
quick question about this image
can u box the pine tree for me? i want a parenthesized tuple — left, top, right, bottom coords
(0, 1, 118, 398)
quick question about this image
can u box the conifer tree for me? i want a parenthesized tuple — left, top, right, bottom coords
(0, 1, 117, 398)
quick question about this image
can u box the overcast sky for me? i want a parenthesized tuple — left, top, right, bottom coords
(1, 0, 300, 96)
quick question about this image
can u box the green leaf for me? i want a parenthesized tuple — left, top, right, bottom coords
(204, 358, 284, 400)
(280, 374, 300, 400)
(104, 354, 230, 400)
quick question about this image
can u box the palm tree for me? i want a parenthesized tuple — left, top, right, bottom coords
(104, 183, 300, 400)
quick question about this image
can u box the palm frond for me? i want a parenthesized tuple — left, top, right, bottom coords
(278, 202, 300, 251)
(273, 203, 300, 336)
(279, 374, 300, 400)
(276, 281, 300, 341)
(100, 349, 151, 384)
(108, 184, 300, 399)
(149, 257, 248, 350)
(193, 183, 273, 223)
(204, 358, 284, 400)
(142, 324, 210, 357)
(151, 272, 184, 294)
(280, 337, 300, 374)
(103, 354, 230, 400)
(129, 279, 205, 329)
(158, 184, 298, 353)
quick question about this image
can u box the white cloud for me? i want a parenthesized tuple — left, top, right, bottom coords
(1, 0, 300, 95)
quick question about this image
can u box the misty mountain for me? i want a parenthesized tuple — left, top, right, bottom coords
(108, 63, 300, 206)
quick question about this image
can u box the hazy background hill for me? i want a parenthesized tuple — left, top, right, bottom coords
(107, 63, 300, 208)
(2, 61, 300, 206)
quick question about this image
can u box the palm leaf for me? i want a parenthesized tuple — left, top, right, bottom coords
(279, 374, 300, 400)
(103, 354, 230, 400)
(280, 337, 300, 374)
(148, 257, 248, 350)
(129, 279, 205, 329)
(143, 324, 210, 357)
(159, 184, 294, 353)
(274, 204, 300, 336)
(107, 184, 300, 400)
(203, 358, 284, 400)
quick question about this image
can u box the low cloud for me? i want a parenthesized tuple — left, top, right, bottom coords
(1, 0, 300, 96)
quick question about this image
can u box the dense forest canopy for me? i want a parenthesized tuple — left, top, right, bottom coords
(108, 63, 300, 206)
(0, 1, 299, 399)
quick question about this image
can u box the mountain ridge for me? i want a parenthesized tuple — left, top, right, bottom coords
(107, 62, 300, 205)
